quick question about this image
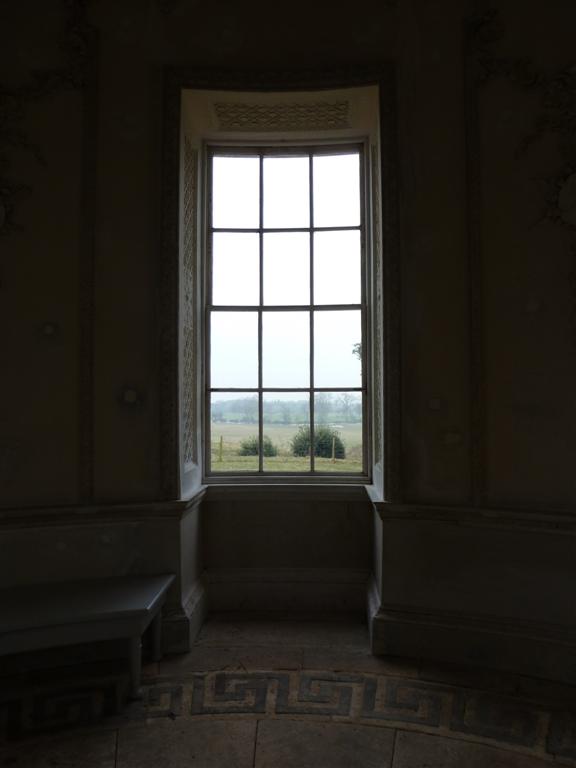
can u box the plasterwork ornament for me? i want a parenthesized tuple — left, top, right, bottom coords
(0, 0, 94, 236)
(465, 7, 576, 506)
(214, 102, 350, 132)
(182, 139, 198, 467)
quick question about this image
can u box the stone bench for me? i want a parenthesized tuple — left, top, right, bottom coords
(0, 574, 175, 699)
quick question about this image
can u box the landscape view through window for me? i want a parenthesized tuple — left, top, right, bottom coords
(207, 147, 365, 475)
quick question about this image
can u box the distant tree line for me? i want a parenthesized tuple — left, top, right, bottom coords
(212, 393, 362, 424)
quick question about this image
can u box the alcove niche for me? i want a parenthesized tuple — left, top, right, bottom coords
(156, 66, 399, 649)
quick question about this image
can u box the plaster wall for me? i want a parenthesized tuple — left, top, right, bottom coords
(1, 0, 576, 671)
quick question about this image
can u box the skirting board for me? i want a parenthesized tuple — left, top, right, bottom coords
(371, 603, 576, 685)
(163, 578, 208, 654)
(205, 568, 369, 614)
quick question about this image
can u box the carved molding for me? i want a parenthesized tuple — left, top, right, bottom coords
(214, 101, 350, 132)
(182, 138, 198, 467)
(371, 145, 383, 466)
(373, 605, 576, 689)
(0, 489, 206, 530)
(375, 501, 576, 533)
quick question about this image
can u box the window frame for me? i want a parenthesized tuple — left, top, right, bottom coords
(160, 67, 401, 501)
(202, 140, 372, 483)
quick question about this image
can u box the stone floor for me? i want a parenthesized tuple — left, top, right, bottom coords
(1, 615, 576, 767)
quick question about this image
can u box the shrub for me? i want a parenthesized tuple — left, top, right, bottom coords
(291, 425, 346, 459)
(238, 435, 278, 457)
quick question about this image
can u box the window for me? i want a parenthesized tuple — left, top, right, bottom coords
(205, 144, 369, 479)
(166, 80, 391, 496)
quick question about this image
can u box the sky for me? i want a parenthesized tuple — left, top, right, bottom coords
(209, 152, 363, 394)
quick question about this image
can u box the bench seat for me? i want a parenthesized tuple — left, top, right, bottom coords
(0, 574, 175, 698)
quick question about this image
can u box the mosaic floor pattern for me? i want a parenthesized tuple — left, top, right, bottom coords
(1, 617, 575, 767)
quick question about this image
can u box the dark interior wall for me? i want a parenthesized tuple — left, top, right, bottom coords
(3, 0, 575, 511)
(1, 0, 576, 664)
(1, 0, 398, 507)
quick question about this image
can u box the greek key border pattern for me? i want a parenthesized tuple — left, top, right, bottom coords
(122, 672, 576, 762)
(2, 669, 575, 761)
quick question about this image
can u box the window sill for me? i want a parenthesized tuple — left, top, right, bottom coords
(203, 483, 371, 503)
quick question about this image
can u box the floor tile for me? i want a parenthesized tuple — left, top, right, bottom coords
(160, 645, 303, 675)
(0, 729, 116, 768)
(303, 648, 418, 676)
(392, 731, 552, 768)
(116, 717, 257, 768)
(195, 618, 368, 649)
(254, 719, 395, 768)
(418, 660, 576, 707)
(418, 660, 514, 692)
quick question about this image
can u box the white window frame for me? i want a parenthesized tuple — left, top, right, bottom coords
(202, 140, 372, 482)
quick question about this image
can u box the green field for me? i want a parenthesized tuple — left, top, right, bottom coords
(210, 422, 363, 473)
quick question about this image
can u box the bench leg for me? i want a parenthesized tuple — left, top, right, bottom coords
(130, 636, 142, 700)
(151, 612, 163, 662)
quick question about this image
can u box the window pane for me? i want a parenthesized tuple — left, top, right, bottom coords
(263, 311, 309, 387)
(263, 392, 311, 472)
(263, 232, 309, 305)
(210, 393, 259, 472)
(314, 392, 363, 473)
(313, 230, 361, 305)
(314, 310, 362, 387)
(263, 156, 309, 229)
(211, 311, 258, 388)
(212, 233, 259, 305)
(313, 153, 360, 228)
(212, 156, 259, 229)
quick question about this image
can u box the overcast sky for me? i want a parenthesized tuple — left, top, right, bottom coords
(210, 152, 362, 393)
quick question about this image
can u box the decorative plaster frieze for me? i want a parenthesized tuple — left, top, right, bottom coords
(214, 101, 350, 132)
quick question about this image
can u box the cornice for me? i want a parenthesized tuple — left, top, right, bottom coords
(165, 63, 395, 95)
(0, 488, 206, 530)
(372, 501, 576, 533)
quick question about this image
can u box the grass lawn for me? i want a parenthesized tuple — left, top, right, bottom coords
(210, 422, 363, 473)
